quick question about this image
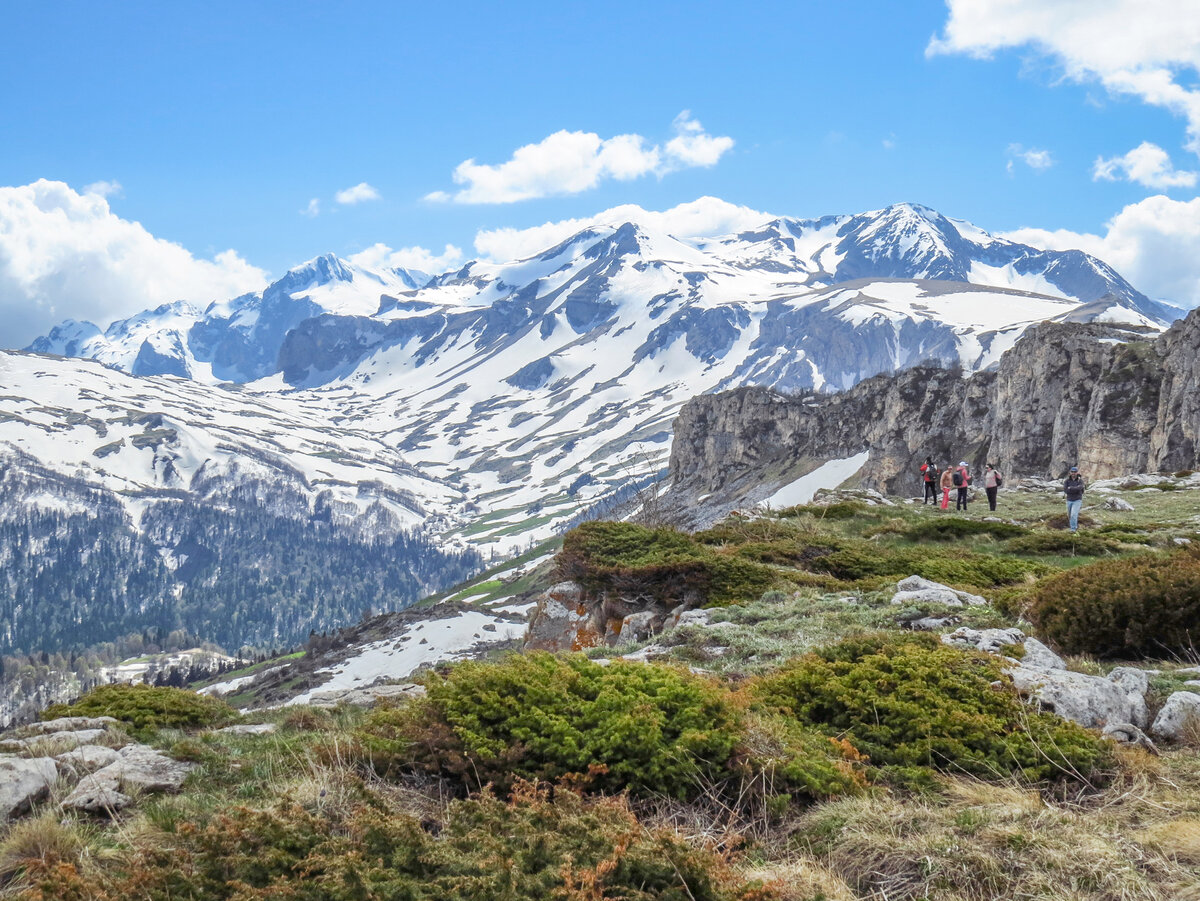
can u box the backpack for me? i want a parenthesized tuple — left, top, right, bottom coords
(995, 473, 1004, 488)
(952, 470, 964, 487)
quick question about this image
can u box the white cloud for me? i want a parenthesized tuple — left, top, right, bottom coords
(1093, 141, 1198, 188)
(1007, 143, 1054, 171)
(334, 182, 381, 205)
(473, 196, 771, 261)
(302, 197, 321, 218)
(882, 133, 897, 150)
(430, 113, 734, 204)
(929, 1, 1200, 153)
(0, 179, 266, 347)
(347, 242, 463, 274)
(83, 180, 122, 198)
(1003, 194, 1200, 307)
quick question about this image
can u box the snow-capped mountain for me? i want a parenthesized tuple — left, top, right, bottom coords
(28, 255, 430, 382)
(3, 201, 1176, 655)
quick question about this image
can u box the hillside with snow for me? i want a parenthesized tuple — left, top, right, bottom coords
(1, 201, 1175, 655)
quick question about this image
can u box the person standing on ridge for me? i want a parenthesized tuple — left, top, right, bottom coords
(920, 456, 938, 505)
(939, 463, 955, 510)
(1063, 466, 1085, 532)
(984, 463, 1003, 511)
(954, 461, 971, 511)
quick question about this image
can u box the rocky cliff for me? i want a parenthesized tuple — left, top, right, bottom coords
(665, 310, 1197, 521)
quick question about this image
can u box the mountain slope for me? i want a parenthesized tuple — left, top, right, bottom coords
(3, 201, 1180, 655)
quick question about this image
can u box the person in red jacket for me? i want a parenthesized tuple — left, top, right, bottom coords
(920, 456, 938, 505)
(939, 464, 955, 510)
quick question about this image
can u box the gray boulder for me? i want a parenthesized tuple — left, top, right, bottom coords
(942, 627, 1025, 654)
(308, 682, 425, 708)
(60, 778, 132, 815)
(1021, 638, 1066, 670)
(1008, 665, 1149, 729)
(15, 716, 119, 736)
(891, 576, 986, 608)
(1102, 496, 1135, 512)
(56, 745, 121, 776)
(69, 744, 196, 799)
(215, 723, 277, 736)
(0, 729, 111, 756)
(525, 582, 596, 652)
(618, 611, 659, 643)
(1102, 722, 1159, 754)
(1150, 691, 1200, 742)
(0, 757, 58, 820)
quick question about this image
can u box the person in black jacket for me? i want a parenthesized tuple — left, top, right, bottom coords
(1063, 466, 1085, 532)
(920, 457, 938, 505)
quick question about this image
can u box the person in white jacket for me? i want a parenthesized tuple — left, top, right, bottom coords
(983, 463, 1003, 511)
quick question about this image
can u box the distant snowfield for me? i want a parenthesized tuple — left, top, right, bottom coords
(762, 452, 871, 507)
(285, 610, 525, 705)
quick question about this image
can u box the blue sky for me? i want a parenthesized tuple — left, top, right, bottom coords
(2, 0, 1199, 344)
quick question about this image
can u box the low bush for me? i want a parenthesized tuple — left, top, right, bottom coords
(42, 684, 236, 734)
(1041, 512, 1098, 531)
(803, 541, 1044, 588)
(26, 786, 769, 901)
(359, 653, 742, 798)
(752, 633, 1111, 785)
(894, 518, 1026, 542)
(778, 501, 868, 520)
(358, 653, 864, 809)
(1029, 548, 1200, 659)
(1006, 531, 1121, 556)
(556, 521, 780, 606)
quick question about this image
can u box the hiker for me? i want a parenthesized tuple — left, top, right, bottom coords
(1063, 465, 1085, 532)
(939, 463, 955, 510)
(954, 461, 971, 511)
(983, 463, 1003, 511)
(920, 456, 939, 505)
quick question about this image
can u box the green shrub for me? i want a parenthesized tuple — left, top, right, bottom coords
(556, 521, 779, 605)
(895, 518, 1027, 542)
(28, 787, 766, 901)
(752, 633, 1111, 785)
(778, 501, 868, 520)
(1029, 548, 1200, 659)
(1006, 531, 1121, 556)
(43, 684, 236, 734)
(359, 653, 742, 798)
(803, 541, 1044, 588)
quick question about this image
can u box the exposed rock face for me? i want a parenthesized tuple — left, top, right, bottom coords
(665, 314, 1197, 520)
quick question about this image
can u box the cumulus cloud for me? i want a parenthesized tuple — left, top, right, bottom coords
(472, 196, 771, 261)
(1093, 141, 1198, 188)
(347, 242, 463, 274)
(1007, 144, 1054, 174)
(83, 180, 122, 198)
(0, 179, 266, 347)
(1003, 194, 1200, 307)
(334, 182, 381, 205)
(428, 113, 734, 204)
(929, 1, 1200, 153)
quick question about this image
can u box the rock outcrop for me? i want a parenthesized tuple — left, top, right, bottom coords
(664, 313, 1197, 521)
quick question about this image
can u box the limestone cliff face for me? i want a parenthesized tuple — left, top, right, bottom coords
(666, 312, 1197, 519)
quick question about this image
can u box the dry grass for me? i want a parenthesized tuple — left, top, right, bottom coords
(0, 812, 93, 890)
(786, 763, 1200, 901)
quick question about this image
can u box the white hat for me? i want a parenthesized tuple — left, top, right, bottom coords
(958, 461, 967, 466)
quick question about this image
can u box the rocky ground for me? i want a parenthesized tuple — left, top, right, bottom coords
(0, 473, 1197, 899)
